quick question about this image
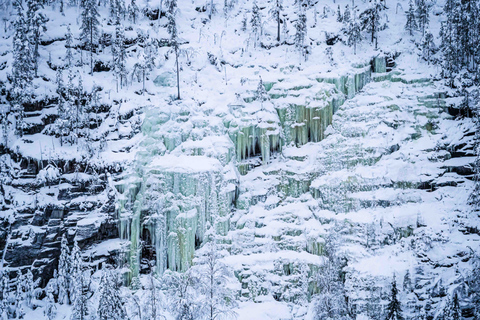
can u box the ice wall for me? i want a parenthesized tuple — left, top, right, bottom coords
(117, 56, 388, 282)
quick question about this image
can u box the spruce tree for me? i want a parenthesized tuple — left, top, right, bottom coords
(24, 269, 38, 308)
(80, 0, 100, 75)
(403, 270, 412, 293)
(294, 5, 307, 61)
(269, 0, 283, 42)
(251, 1, 262, 47)
(166, 0, 180, 99)
(26, 0, 46, 77)
(98, 269, 126, 320)
(422, 31, 435, 63)
(133, 36, 155, 93)
(57, 234, 71, 305)
(255, 77, 268, 103)
(15, 271, 25, 319)
(312, 235, 349, 320)
(12, 0, 33, 91)
(451, 292, 461, 320)
(416, 0, 429, 36)
(11, 0, 31, 137)
(112, 20, 127, 90)
(69, 240, 81, 302)
(470, 254, 480, 320)
(65, 25, 74, 68)
(343, 4, 351, 23)
(71, 269, 92, 320)
(345, 11, 361, 55)
(337, 5, 343, 22)
(405, 0, 417, 36)
(386, 275, 404, 320)
(360, 0, 382, 47)
(44, 283, 56, 320)
(127, 0, 139, 23)
(0, 271, 9, 319)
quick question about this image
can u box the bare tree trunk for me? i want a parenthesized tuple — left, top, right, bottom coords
(176, 45, 180, 100)
(277, 9, 280, 42)
(90, 25, 93, 75)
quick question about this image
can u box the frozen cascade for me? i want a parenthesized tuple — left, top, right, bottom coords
(116, 102, 239, 282)
(117, 57, 389, 283)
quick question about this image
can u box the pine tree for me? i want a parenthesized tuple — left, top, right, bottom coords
(0, 271, 9, 319)
(403, 270, 412, 293)
(26, 0, 46, 77)
(12, 0, 33, 92)
(386, 275, 404, 320)
(109, 0, 125, 20)
(127, 0, 139, 23)
(345, 11, 361, 55)
(343, 4, 351, 23)
(23, 269, 38, 308)
(294, 5, 307, 61)
(44, 283, 56, 320)
(98, 269, 126, 320)
(80, 0, 100, 75)
(337, 5, 343, 22)
(470, 254, 480, 320)
(416, 0, 429, 36)
(166, 0, 180, 100)
(15, 271, 26, 319)
(71, 269, 92, 320)
(360, 0, 382, 47)
(269, 0, 283, 42)
(255, 77, 268, 103)
(133, 36, 155, 93)
(421, 31, 435, 63)
(58, 234, 71, 305)
(112, 20, 127, 90)
(65, 25, 74, 68)
(405, 0, 417, 36)
(70, 240, 81, 302)
(251, 1, 262, 47)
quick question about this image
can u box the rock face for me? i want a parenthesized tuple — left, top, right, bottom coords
(0, 94, 143, 283)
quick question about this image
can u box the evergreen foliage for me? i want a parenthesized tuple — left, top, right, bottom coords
(269, 0, 283, 42)
(343, 4, 351, 23)
(57, 234, 71, 305)
(386, 275, 404, 320)
(255, 77, 268, 103)
(80, 0, 100, 75)
(405, 0, 417, 36)
(416, 0, 429, 35)
(26, 0, 47, 77)
(294, 5, 307, 60)
(98, 269, 126, 320)
(359, 0, 383, 46)
(250, 1, 262, 47)
(344, 10, 361, 55)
